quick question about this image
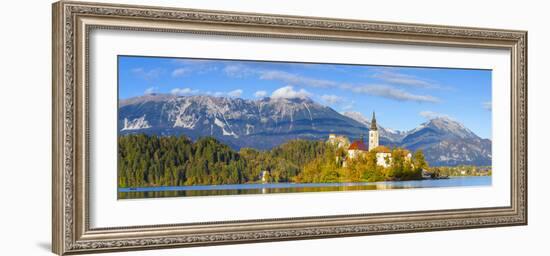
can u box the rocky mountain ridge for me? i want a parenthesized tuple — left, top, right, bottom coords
(119, 94, 491, 166)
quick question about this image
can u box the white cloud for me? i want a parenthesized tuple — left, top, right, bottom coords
(372, 70, 440, 89)
(482, 101, 492, 111)
(204, 89, 243, 98)
(352, 85, 440, 103)
(144, 87, 158, 95)
(131, 67, 162, 81)
(171, 68, 192, 77)
(227, 89, 243, 97)
(171, 87, 198, 96)
(171, 59, 220, 74)
(419, 111, 450, 119)
(254, 90, 268, 98)
(224, 64, 255, 78)
(321, 94, 344, 104)
(223, 64, 337, 88)
(259, 70, 337, 88)
(271, 86, 311, 99)
(220, 64, 439, 103)
(341, 100, 356, 111)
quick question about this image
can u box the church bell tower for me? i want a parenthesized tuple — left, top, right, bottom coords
(368, 111, 379, 151)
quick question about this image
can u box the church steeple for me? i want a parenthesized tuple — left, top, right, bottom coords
(370, 111, 378, 131)
(368, 111, 379, 151)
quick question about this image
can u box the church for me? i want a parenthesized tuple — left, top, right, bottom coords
(329, 112, 410, 168)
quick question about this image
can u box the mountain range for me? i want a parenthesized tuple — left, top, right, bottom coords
(119, 94, 491, 166)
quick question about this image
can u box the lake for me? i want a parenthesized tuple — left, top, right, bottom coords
(118, 176, 491, 199)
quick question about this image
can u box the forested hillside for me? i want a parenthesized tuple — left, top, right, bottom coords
(118, 134, 427, 188)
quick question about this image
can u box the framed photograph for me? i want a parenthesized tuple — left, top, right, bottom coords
(52, 1, 527, 255)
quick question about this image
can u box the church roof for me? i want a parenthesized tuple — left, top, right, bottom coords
(370, 112, 378, 131)
(348, 140, 368, 151)
(372, 145, 391, 153)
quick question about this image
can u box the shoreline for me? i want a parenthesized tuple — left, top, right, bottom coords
(119, 175, 492, 192)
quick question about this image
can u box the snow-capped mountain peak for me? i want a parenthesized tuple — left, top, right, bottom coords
(422, 116, 478, 139)
(118, 94, 491, 166)
(342, 111, 408, 142)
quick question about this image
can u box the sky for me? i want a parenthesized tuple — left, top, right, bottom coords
(118, 56, 492, 139)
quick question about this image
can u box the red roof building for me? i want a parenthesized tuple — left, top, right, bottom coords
(348, 140, 368, 151)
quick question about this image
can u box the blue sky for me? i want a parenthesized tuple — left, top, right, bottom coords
(118, 56, 492, 139)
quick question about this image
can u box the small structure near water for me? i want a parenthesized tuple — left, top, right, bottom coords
(260, 170, 270, 183)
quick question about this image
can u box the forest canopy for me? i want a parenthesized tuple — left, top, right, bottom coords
(118, 134, 428, 188)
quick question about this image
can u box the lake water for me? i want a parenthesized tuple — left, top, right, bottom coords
(118, 176, 491, 199)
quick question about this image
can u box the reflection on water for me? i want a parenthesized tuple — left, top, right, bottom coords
(118, 176, 491, 199)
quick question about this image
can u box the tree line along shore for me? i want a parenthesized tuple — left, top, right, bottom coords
(117, 134, 488, 188)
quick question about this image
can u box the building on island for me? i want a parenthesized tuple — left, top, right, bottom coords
(368, 112, 379, 150)
(372, 145, 393, 168)
(327, 134, 350, 149)
(347, 135, 368, 159)
(329, 112, 411, 168)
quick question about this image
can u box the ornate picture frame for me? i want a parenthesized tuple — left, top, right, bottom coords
(52, 1, 527, 255)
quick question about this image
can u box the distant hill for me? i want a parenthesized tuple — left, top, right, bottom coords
(399, 117, 492, 166)
(119, 94, 491, 166)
